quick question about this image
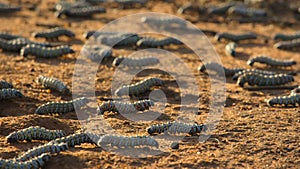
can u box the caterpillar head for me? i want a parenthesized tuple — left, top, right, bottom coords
(55, 10, 67, 18)
(198, 65, 206, 72)
(273, 34, 284, 40)
(232, 73, 241, 81)
(20, 47, 29, 57)
(237, 76, 246, 87)
(246, 59, 254, 66)
(16, 91, 23, 98)
(32, 32, 41, 38)
(112, 57, 124, 67)
(266, 98, 276, 107)
(146, 126, 155, 135)
(6, 132, 18, 143)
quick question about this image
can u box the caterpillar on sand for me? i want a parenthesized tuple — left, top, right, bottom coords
(6, 126, 65, 143)
(237, 72, 294, 87)
(0, 32, 23, 40)
(147, 121, 208, 136)
(83, 31, 121, 39)
(0, 80, 13, 89)
(0, 88, 23, 99)
(15, 142, 68, 162)
(0, 153, 51, 169)
(141, 16, 187, 26)
(136, 37, 182, 48)
(54, 0, 92, 11)
(21, 44, 75, 58)
(114, 0, 147, 9)
(112, 56, 159, 67)
(35, 97, 89, 115)
(32, 27, 75, 41)
(225, 42, 237, 57)
(0, 38, 52, 52)
(266, 93, 300, 107)
(247, 56, 296, 67)
(97, 99, 154, 115)
(0, 3, 21, 13)
(115, 77, 164, 96)
(232, 69, 290, 81)
(56, 6, 106, 18)
(198, 62, 244, 77)
(50, 131, 98, 147)
(98, 33, 141, 47)
(97, 135, 159, 148)
(177, 3, 202, 14)
(274, 39, 300, 50)
(273, 32, 300, 41)
(215, 32, 257, 42)
(227, 6, 267, 17)
(208, 2, 235, 15)
(81, 44, 112, 62)
(37, 75, 70, 94)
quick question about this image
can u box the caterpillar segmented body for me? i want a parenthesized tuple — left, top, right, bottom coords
(141, 16, 187, 26)
(0, 80, 13, 89)
(273, 32, 300, 41)
(0, 153, 51, 169)
(6, 126, 65, 143)
(208, 2, 235, 15)
(274, 39, 300, 50)
(15, 143, 68, 162)
(136, 37, 182, 47)
(225, 42, 237, 57)
(114, 0, 147, 8)
(35, 97, 88, 115)
(112, 56, 159, 67)
(147, 121, 208, 136)
(56, 6, 106, 18)
(0, 38, 52, 52)
(97, 99, 154, 115)
(247, 56, 296, 67)
(0, 32, 23, 40)
(215, 32, 257, 42)
(267, 93, 300, 107)
(228, 6, 267, 17)
(81, 44, 112, 62)
(0, 88, 23, 99)
(198, 62, 244, 77)
(115, 77, 163, 96)
(0, 3, 21, 13)
(21, 44, 75, 58)
(237, 72, 294, 87)
(54, 0, 92, 11)
(97, 135, 159, 148)
(232, 69, 286, 81)
(37, 75, 70, 94)
(32, 27, 75, 40)
(50, 131, 97, 147)
(98, 33, 141, 47)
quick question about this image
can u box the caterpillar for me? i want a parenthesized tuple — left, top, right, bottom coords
(0, 88, 23, 99)
(83, 31, 120, 39)
(0, 80, 13, 89)
(81, 44, 112, 62)
(0, 32, 23, 40)
(32, 27, 75, 40)
(290, 86, 300, 95)
(237, 72, 294, 87)
(247, 56, 297, 67)
(146, 121, 208, 136)
(112, 56, 159, 67)
(0, 38, 53, 52)
(97, 99, 154, 115)
(115, 77, 163, 96)
(273, 32, 300, 41)
(15, 142, 68, 162)
(274, 39, 300, 50)
(35, 97, 89, 115)
(177, 3, 200, 14)
(114, 0, 147, 8)
(6, 126, 65, 143)
(56, 6, 106, 18)
(97, 135, 159, 148)
(215, 32, 257, 42)
(208, 2, 235, 15)
(228, 6, 267, 17)
(136, 37, 182, 48)
(141, 16, 187, 26)
(232, 69, 287, 81)
(266, 93, 300, 107)
(54, 0, 92, 11)
(0, 153, 51, 169)
(21, 44, 75, 58)
(198, 62, 244, 77)
(225, 42, 237, 57)
(37, 75, 70, 94)
(50, 131, 97, 147)
(98, 33, 141, 47)
(0, 3, 21, 13)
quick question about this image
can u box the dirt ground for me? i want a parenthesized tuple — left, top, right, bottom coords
(0, 0, 299, 168)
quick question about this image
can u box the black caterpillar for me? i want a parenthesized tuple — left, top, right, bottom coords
(198, 62, 244, 77)
(56, 6, 106, 18)
(35, 97, 89, 115)
(215, 32, 257, 42)
(112, 56, 159, 67)
(228, 6, 267, 17)
(0, 88, 23, 99)
(208, 2, 235, 15)
(266, 93, 300, 107)
(6, 126, 65, 143)
(225, 42, 237, 57)
(0, 3, 21, 13)
(177, 3, 203, 14)
(115, 77, 163, 96)
(98, 33, 141, 47)
(97, 135, 159, 148)
(97, 99, 154, 115)
(237, 72, 294, 87)
(273, 32, 300, 41)
(50, 131, 97, 147)
(0, 80, 13, 89)
(21, 44, 75, 58)
(136, 37, 182, 48)
(247, 56, 296, 67)
(0, 153, 51, 169)
(83, 31, 119, 39)
(114, 0, 147, 8)
(141, 16, 187, 26)
(147, 121, 208, 136)
(274, 39, 300, 50)
(81, 44, 112, 62)
(54, 0, 92, 11)
(0, 38, 52, 52)
(0, 32, 23, 40)
(32, 27, 75, 40)
(37, 75, 70, 94)
(15, 142, 68, 162)
(232, 69, 285, 81)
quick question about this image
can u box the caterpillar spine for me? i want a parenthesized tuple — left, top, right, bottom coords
(0, 153, 51, 169)
(274, 39, 300, 50)
(37, 75, 70, 94)
(97, 135, 159, 148)
(0, 88, 23, 99)
(267, 93, 300, 107)
(198, 62, 244, 77)
(0, 32, 23, 40)
(21, 44, 75, 58)
(136, 37, 182, 47)
(273, 32, 300, 41)
(112, 56, 159, 67)
(35, 97, 88, 115)
(50, 131, 98, 147)
(247, 56, 296, 67)
(232, 69, 284, 81)
(56, 6, 106, 18)
(32, 27, 75, 40)
(215, 32, 257, 42)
